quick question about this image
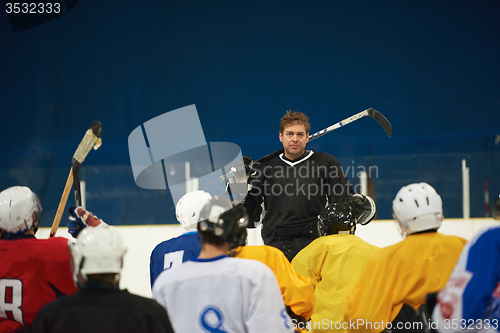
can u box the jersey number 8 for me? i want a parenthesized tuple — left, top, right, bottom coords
(0, 279, 24, 325)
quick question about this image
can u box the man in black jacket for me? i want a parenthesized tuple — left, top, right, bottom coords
(244, 111, 375, 261)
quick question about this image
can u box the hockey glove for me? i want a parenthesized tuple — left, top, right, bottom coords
(286, 306, 309, 333)
(67, 206, 104, 238)
(225, 156, 254, 201)
(347, 194, 376, 225)
(226, 156, 254, 183)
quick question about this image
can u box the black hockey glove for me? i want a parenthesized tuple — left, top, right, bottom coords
(347, 194, 376, 225)
(286, 306, 308, 332)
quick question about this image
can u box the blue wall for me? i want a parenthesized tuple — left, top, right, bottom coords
(1, 0, 499, 226)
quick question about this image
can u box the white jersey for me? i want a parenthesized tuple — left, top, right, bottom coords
(152, 254, 294, 333)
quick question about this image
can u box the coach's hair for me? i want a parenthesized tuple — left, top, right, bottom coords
(279, 110, 311, 134)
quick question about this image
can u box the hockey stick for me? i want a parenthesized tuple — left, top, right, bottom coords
(219, 108, 391, 181)
(255, 108, 391, 164)
(49, 121, 103, 238)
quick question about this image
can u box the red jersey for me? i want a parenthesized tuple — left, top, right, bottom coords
(0, 235, 78, 332)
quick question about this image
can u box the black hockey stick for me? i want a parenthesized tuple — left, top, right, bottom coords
(49, 120, 103, 237)
(219, 108, 391, 182)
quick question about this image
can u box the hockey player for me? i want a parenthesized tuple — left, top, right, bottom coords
(291, 202, 379, 333)
(244, 110, 375, 261)
(230, 230, 316, 331)
(0, 186, 105, 332)
(32, 225, 174, 333)
(151, 189, 315, 324)
(149, 190, 212, 287)
(430, 193, 500, 333)
(152, 195, 296, 333)
(345, 182, 467, 333)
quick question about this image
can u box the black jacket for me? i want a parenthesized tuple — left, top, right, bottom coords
(32, 280, 174, 333)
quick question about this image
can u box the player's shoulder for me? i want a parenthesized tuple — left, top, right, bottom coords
(306, 234, 375, 252)
(435, 232, 468, 245)
(239, 245, 288, 263)
(368, 239, 404, 260)
(30, 236, 69, 253)
(467, 226, 500, 250)
(153, 232, 198, 250)
(474, 225, 500, 242)
(246, 244, 282, 255)
(229, 255, 275, 276)
(121, 289, 170, 314)
(264, 153, 286, 166)
(310, 151, 340, 164)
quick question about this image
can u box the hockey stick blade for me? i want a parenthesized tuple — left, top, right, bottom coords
(73, 120, 103, 164)
(72, 120, 103, 206)
(367, 108, 392, 138)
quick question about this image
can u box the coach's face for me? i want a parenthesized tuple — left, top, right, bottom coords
(279, 123, 308, 160)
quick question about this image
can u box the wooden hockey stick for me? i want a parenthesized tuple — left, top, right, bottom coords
(219, 108, 392, 181)
(49, 121, 103, 238)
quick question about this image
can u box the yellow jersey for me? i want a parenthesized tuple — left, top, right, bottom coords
(292, 234, 379, 333)
(345, 232, 467, 333)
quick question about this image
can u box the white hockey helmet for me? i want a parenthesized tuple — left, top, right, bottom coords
(69, 225, 127, 285)
(0, 186, 42, 235)
(392, 182, 443, 238)
(175, 190, 213, 231)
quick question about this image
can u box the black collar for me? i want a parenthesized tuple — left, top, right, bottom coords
(81, 279, 120, 291)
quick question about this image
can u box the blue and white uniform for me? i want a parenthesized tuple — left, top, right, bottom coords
(152, 255, 295, 333)
(149, 231, 200, 288)
(432, 226, 500, 333)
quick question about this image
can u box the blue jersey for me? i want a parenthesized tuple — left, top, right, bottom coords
(433, 226, 500, 332)
(150, 231, 201, 288)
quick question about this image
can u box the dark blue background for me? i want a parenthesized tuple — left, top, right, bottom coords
(1, 0, 499, 227)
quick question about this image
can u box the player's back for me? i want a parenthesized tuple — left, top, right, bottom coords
(234, 245, 315, 320)
(292, 234, 379, 333)
(32, 282, 174, 333)
(152, 255, 294, 333)
(345, 232, 466, 333)
(0, 236, 77, 331)
(149, 231, 200, 287)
